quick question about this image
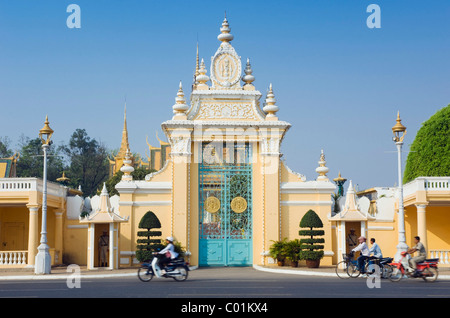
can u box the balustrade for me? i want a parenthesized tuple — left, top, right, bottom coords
(0, 251, 28, 266)
(430, 250, 450, 266)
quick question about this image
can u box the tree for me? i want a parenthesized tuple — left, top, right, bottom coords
(136, 211, 164, 262)
(298, 209, 325, 267)
(61, 129, 109, 197)
(104, 166, 156, 196)
(404, 104, 450, 183)
(0, 136, 13, 158)
(15, 136, 64, 181)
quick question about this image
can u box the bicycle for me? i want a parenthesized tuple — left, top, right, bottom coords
(335, 253, 358, 279)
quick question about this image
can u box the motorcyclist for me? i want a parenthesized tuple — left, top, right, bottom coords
(157, 236, 179, 272)
(406, 236, 427, 277)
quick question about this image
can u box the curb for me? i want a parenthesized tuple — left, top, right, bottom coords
(0, 272, 137, 281)
(253, 264, 450, 280)
(253, 265, 336, 277)
(0, 266, 199, 281)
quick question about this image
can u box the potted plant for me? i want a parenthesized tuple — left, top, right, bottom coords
(269, 239, 287, 266)
(298, 209, 325, 268)
(283, 239, 302, 267)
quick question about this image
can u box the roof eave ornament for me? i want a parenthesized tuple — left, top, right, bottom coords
(172, 81, 189, 119)
(263, 83, 279, 120)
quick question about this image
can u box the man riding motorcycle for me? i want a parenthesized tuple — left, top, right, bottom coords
(406, 236, 427, 277)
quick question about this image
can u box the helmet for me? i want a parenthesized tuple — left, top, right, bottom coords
(166, 236, 174, 242)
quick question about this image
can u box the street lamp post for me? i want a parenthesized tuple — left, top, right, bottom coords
(35, 116, 54, 274)
(392, 111, 408, 261)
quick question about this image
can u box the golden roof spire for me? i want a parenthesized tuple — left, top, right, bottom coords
(195, 42, 200, 78)
(118, 103, 130, 158)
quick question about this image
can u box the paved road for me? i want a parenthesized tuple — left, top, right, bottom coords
(1, 267, 449, 299)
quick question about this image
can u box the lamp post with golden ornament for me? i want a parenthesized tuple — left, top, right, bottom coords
(35, 116, 54, 274)
(392, 111, 408, 261)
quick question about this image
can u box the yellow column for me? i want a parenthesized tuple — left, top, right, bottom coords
(54, 209, 64, 265)
(171, 153, 189, 251)
(416, 204, 428, 251)
(261, 154, 280, 265)
(26, 205, 40, 267)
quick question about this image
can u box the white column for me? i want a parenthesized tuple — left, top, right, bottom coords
(109, 223, 114, 270)
(361, 221, 367, 240)
(87, 223, 95, 270)
(416, 204, 428, 252)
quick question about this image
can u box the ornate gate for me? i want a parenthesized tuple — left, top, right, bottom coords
(199, 142, 252, 266)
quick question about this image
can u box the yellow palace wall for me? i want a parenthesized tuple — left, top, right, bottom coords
(405, 205, 450, 251)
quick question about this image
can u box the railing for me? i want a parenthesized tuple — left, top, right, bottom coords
(425, 180, 450, 190)
(0, 178, 65, 197)
(0, 179, 35, 190)
(404, 177, 450, 198)
(430, 250, 450, 266)
(0, 251, 28, 266)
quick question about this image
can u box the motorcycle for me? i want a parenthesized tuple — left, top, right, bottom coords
(366, 256, 394, 279)
(388, 251, 439, 282)
(138, 253, 189, 282)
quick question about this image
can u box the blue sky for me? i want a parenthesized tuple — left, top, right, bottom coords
(0, 0, 449, 190)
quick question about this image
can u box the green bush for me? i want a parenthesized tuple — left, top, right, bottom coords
(135, 211, 163, 262)
(404, 104, 450, 183)
(298, 210, 325, 261)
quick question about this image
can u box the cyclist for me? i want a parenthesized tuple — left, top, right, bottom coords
(351, 236, 370, 274)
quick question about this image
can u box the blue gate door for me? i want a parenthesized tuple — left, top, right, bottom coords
(199, 142, 252, 266)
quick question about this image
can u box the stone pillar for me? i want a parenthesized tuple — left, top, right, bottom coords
(260, 130, 282, 265)
(171, 154, 189, 249)
(169, 129, 192, 253)
(54, 209, 64, 265)
(416, 204, 428, 251)
(26, 205, 40, 267)
(87, 223, 95, 270)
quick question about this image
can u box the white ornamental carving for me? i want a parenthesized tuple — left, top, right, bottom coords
(196, 103, 257, 120)
(169, 136, 191, 155)
(261, 137, 281, 155)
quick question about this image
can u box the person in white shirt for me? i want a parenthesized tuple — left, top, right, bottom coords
(352, 236, 370, 274)
(369, 238, 383, 258)
(157, 237, 179, 271)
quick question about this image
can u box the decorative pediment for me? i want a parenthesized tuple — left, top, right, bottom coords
(192, 101, 264, 121)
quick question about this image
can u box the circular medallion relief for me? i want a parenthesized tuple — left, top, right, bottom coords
(205, 196, 221, 213)
(212, 53, 241, 87)
(231, 196, 247, 213)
